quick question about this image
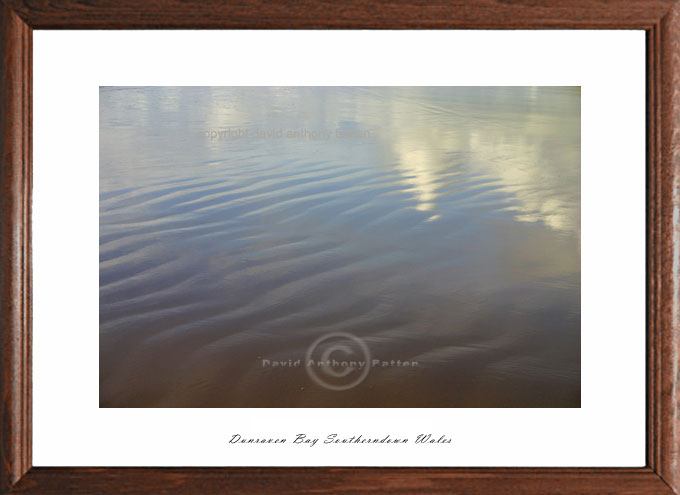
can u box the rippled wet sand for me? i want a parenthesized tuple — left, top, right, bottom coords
(100, 87, 580, 407)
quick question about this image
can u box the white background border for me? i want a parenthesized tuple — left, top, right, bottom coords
(33, 30, 645, 467)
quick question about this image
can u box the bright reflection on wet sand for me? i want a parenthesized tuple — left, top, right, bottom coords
(100, 87, 580, 407)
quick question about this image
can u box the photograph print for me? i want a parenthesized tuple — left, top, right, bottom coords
(99, 86, 580, 408)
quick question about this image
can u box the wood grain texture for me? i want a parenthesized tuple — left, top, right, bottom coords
(0, 2, 31, 492)
(659, 0, 680, 492)
(1, 0, 677, 29)
(649, 18, 664, 476)
(1, 0, 679, 494)
(7, 467, 676, 495)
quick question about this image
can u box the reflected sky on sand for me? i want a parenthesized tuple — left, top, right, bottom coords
(100, 87, 580, 407)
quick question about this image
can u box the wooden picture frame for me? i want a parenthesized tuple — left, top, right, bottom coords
(1, 1, 678, 493)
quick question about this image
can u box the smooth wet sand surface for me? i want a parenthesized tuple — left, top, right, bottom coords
(100, 87, 580, 407)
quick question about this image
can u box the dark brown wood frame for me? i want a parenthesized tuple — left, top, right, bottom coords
(1, 1, 678, 493)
